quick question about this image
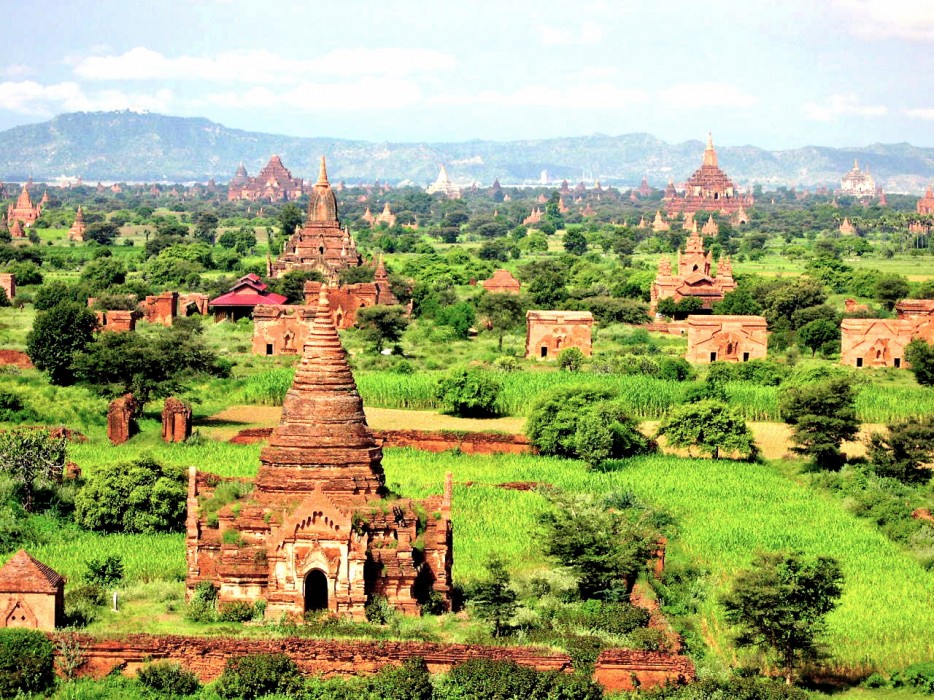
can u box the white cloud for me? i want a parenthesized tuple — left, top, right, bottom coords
(905, 107, 934, 120)
(202, 77, 422, 112)
(832, 0, 934, 41)
(2, 64, 32, 79)
(537, 20, 605, 46)
(430, 83, 648, 109)
(74, 47, 456, 84)
(803, 93, 887, 121)
(659, 82, 758, 109)
(0, 80, 172, 115)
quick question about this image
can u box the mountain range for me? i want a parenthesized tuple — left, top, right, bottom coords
(0, 111, 932, 192)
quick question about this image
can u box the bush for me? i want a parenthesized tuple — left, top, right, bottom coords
(185, 581, 217, 623)
(642, 675, 809, 700)
(553, 599, 650, 634)
(214, 653, 303, 699)
(0, 629, 55, 697)
(527, 386, 654, 462)
(217, 601, 256, 622)
(84, 554, 124, 587)
(65, 582, 107, 626)
(74, 457, 187, 533)
(435, 368, 502, 417)
(365, 595, 396, 625)
(435, 658, 603, 700)
(558, 347, 585, 371)
(137, 661, 200, 696)
(892, 661, 934, 693)
(366, 657, 433, 700)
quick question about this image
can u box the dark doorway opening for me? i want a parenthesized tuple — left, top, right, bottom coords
(304, 569, 328, 612)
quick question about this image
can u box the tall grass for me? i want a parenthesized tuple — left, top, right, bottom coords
(233, 368, 934, 423)
(381, 448, 934, 672)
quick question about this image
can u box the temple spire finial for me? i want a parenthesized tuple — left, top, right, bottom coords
(317, 156, 329, 186)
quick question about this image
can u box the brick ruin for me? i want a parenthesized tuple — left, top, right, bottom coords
(68, 206, 86, 241)
(664, 134, 752, 216)
(918, 185, 934, 216)
(162, 398, 192, 443)
(226, 155, 304, 202)
(53, 633, 694, 691)
(651, 228, 736, 311)
(252, 304, 316, 356)
(107, 394, 139, 445)
(685, 315, 768, 364)
(270, 157, 364, 283)
(187, 289, 452, 620)
(95, 310, 138, 332)
(0, 551, 64, 631)
(526, 310, 594, 360)
(140, 291, 210, 326)
(0, 273, 14, 302)
(481, 269, 521, 295)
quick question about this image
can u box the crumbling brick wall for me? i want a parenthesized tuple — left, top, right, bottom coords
(107, 394, 139, 445)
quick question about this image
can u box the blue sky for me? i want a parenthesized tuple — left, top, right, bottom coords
(1, 0, 932, 149)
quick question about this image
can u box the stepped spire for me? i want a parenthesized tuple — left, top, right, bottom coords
(307, 155, 339, 224)
(257, 285, 383, 493)
(317, 156, 329, 186)
(703, 132, 718, 167)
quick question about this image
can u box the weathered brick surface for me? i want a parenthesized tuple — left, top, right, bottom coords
(685, 315, 768, 364)
(107, 394, 139, 445)
(594, 649, 695, 693)
(526, 310, 593, 360)
(0, 350, 32, 369)
(162, 398, 192, 443)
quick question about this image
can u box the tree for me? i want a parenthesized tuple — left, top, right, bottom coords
(779, 377, 859, 470)
(83, 221, 119, 245)
(74, 457, 187, 533)
(271, 269, 323, 304)
(470, 556, 518, 637)
(26, 302, 98, 385)
(867, 416, 934, 485)
(721, 551, 844, 685)
(558, 347, 584, 371)
(476, 292, 525, 352)
(797, 318, 840, 356)
(563, 228, 588, 255)
(713, 288, 763, 316)
(873, 273, 910, 311)
(277, 203, 303, 240)
(656, 296, 702, 320)
(356, 305, 408, 353)
(435, 369, 502, 417)
(656, 400, 757, 460)
(34, 280, 79, 311)
(194, 212, 219, 243)
(0, 428, 66, 512)
(539, 492, 661, 600)
(521, 260, 568, 307)
(526, 386, 654, 462)
(905, 339, 934, 387)
(72, 321, 228, 403)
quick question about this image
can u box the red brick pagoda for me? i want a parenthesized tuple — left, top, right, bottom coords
(227, 155, 304, 202)
(665, 134, 751, 216)
(186, 289, 452, 619)
(6, 183, 41, 228)
(270, 157, 364, 282)
(651, 227, 736, 311)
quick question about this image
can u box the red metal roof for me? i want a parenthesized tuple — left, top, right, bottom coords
(210, 291, 288, 307)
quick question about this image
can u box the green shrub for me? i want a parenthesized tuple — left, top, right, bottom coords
(217, 601, 255, 623)
(558, 347, 585, 372)
(628, 626, 669, 651)
(0, 629, 55, 697)
(185, 581, 217, 623)
(892, 661, 934, 693)
(366, 657, 433, 700)
(435, 658, 603, 700)
(65, 582, 107, 626)
(553, 599, 650, 634)
(642, 675, 809, 700)
(435, 368, 502, 417)
(365, 595, 396, 625)
(136, 661, 200, 696)
(214, 653, 302, 699)
(84, 554, 124, 586)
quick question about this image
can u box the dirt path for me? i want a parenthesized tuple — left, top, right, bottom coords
(201, 406, 879, 460)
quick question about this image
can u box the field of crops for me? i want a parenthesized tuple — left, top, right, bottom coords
(233, 367, 934, 423)
(380, 449, 934, 673)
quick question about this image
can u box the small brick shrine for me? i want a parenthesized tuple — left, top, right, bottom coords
(0, 550, 64, 631)
(187, 289, 452, 620)
(526, 310, 594, 360)
(651, 228, 736, 311)
(685, 315, 768, 364)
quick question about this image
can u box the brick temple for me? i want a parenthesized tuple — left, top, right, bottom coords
(186, 289, 452, 619)
(840, 159, 877, 199)
(841, 301, 934, 369)
(6, 183, 41, 227)
(526, 310, 594, 360)
(651, 228, 736, 311)
(68, 205, 86, 241)
(685, 315, 768, 364)
(426, 164, 461, 199)
(227, 155, 304, 202)
(918, 185, 934, 216)
(270, 157, 364, 282)
(665, 134, 752, 216)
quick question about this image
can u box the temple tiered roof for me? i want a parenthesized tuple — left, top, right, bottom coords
(918, 185, 934, 216)
(227, 155, 304, 202)
(665, 134, 752, 216)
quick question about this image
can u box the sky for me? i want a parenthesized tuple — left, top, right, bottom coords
(0, 0, 933, 149)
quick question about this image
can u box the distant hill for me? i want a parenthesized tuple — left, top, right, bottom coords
(0, 111, 932, 191)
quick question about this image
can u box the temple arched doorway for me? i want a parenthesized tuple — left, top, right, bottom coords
(304, 569, 328, 612)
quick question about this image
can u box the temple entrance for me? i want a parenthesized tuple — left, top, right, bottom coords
(304, 569, 328, 612)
